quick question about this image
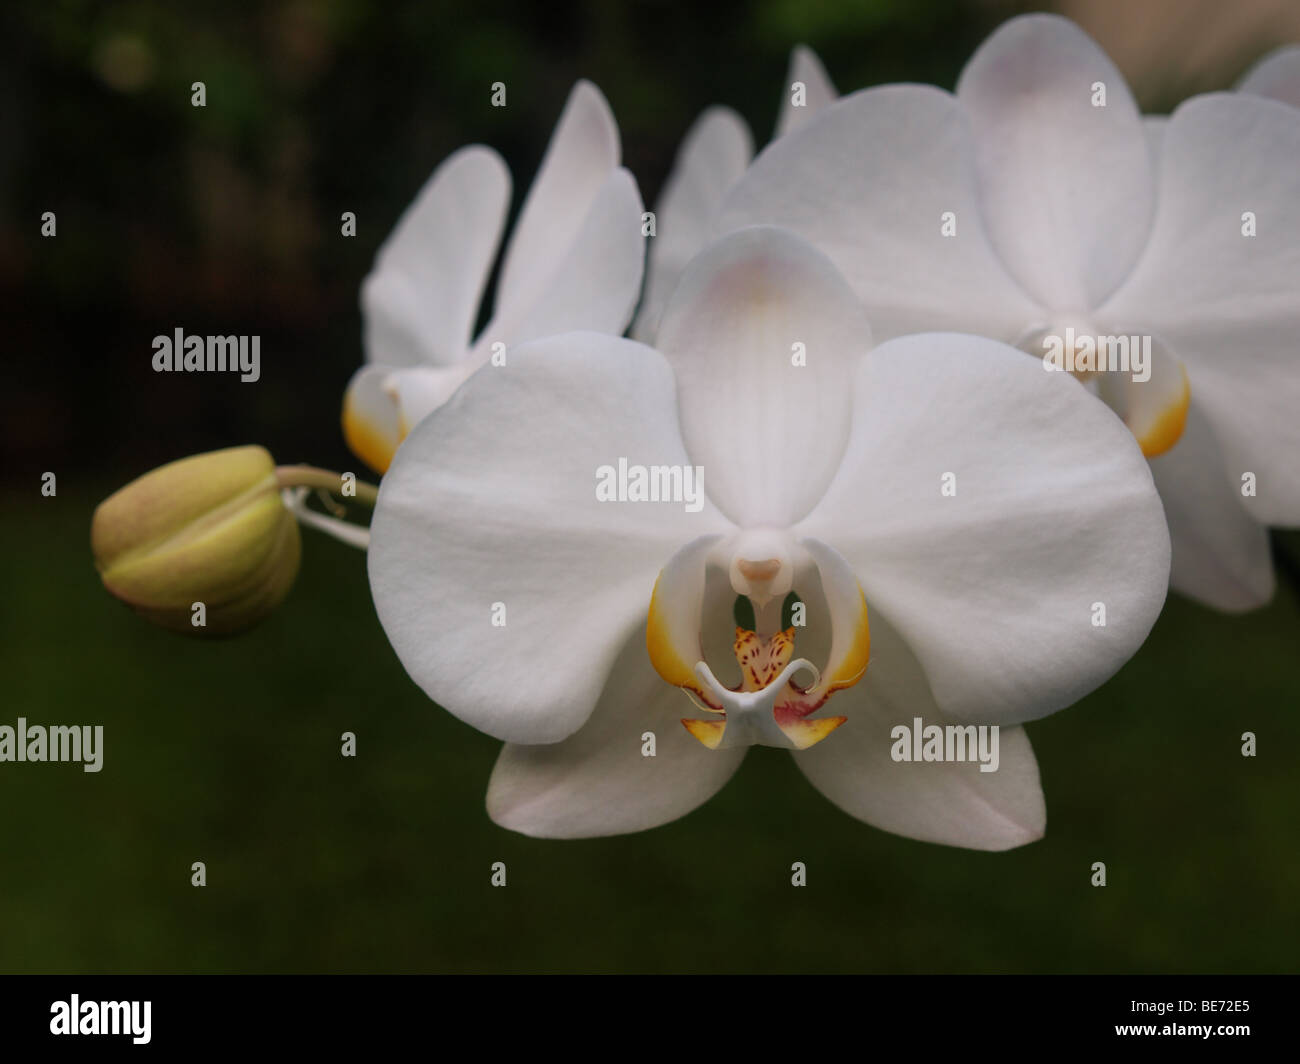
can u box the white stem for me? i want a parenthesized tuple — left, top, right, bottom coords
(281, 487, 370, 551)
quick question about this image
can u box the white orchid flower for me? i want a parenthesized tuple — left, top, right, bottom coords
(715, 14, 1300, 614)
(631, 46, 837, 342)
(367, 225, 1170, 848)
(343, 81, 645, 474)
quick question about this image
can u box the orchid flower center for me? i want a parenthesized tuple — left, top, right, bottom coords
(647, 530, 870, 753)
(1014, 313, 1190, 458)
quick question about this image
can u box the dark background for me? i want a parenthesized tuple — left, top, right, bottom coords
(2, 0, 1297, 972)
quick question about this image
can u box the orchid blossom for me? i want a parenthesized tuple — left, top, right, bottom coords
(367, 225, 1170, 848)
(715, 15, 1300, 613)
(343, 80, 645, 474)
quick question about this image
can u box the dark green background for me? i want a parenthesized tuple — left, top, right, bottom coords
(2, 0, 1297, 972)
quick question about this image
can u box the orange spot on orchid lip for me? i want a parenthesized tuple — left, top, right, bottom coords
(681, 718, 725, 750)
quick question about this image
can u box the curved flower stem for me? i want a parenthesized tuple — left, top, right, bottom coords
(281, 487, 370, 551)
(274, 465, 380, 507)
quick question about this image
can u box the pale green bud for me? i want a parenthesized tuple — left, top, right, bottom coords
(92, 445, 301, 636)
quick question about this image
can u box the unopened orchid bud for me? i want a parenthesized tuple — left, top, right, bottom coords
(91, 445, 301, 636)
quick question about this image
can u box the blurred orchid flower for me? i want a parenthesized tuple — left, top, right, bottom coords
(367, 226, 1169, 847)
(344, 81, 645, 473)
(716, 15, 1300, 613)
(632, 46, 837, 341)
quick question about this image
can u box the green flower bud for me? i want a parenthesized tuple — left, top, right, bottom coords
(92, 445, 301, 636)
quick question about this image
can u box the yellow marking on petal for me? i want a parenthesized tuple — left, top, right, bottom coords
(1133, 366, 1190, 458)
(734, 626, 795, 691)
(825, 587, 870, 693)
(646, 572, 703, 691)
(341, 394, 397, 475)
(681, 718, 726, 750)
(780, 715, 847, 750)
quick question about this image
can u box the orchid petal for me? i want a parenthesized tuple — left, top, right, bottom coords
(487, 624, 746, 838)
(716, 85, 1040, 341)
(798, 332, 1170, 726)
(493, 80, 622, 322)
(775, 45, 838, 138)
(794, 609, 1045, 851)
(1143, 116, 1167, 166)
(1149, 402, 1274, 612)
(1097, 93, 1300, 525)
(361, 145, 509, 369)
(955, 14, 1155, 310)
(654, 226, 872, 527)
(479, 168, 645, 352)
(367, 332, 731, 744)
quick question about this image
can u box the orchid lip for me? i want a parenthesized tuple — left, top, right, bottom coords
(684, 656, 837, 750)
(647, 533, 870, 753)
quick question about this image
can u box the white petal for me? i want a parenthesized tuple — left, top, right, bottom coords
(955, 14, 1154, 310)
(479, 168, 645, 350)
(1097, 93, 1300, 525)
(631, 107, 753, 343)
(341, 363, 403, 474)
(797, 332, 1170, 726)
(368, 332, 731, 744)
(1149, 401, 1275, 612)
(774, 45, 838, 138)
(654, 226, 872, 527)
(794, 608, 1045, 850)
(361, 145, 509, 368)
(487, 624, 746, 838)
(716, 85, 1041, 341)
(1237, 45, 1300, 107)
(493, 80, 622, 321)
(1143, 115, 1167, 163)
